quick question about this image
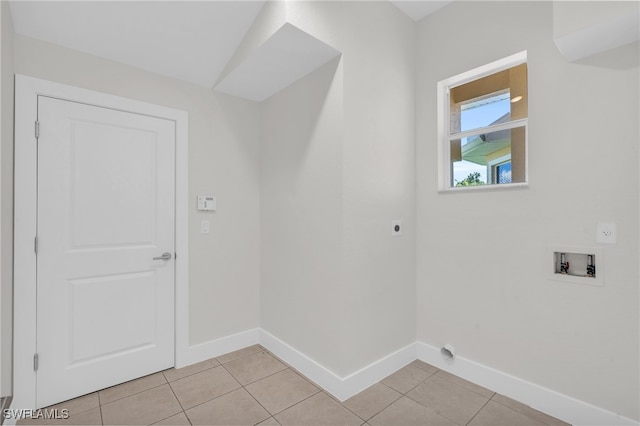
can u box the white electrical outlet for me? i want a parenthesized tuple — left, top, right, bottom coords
(597, 222, 616, 244)
(392, 220, 402, 236)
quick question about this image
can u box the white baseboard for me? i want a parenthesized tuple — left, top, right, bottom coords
(174, 330, 638, 425)
(338, 341, 417, 401)
(416, 342, 638, 426)
(259, 329, 416, 401)
(176, 328, 260, 368)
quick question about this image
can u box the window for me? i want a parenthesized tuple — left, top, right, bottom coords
(437, 51, 528, 190)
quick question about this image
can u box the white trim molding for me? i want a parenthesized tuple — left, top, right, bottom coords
(176, 331, 639, 425)
(12, 75, 189, 410)
(415, 342, 638, 426)
(259, 329, 416, 402)
(179, 329, 260, 368)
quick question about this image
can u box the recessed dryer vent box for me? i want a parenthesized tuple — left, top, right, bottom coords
(549, 246, 604, 286)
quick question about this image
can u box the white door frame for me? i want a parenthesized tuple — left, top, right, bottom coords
(13, 74, 190, 411)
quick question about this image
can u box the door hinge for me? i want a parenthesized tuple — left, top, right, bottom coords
(33, 353, 39, 371)
(34, 236, 38, 255)
(175, 252, 177, 260)
(35, 121, 40, 139)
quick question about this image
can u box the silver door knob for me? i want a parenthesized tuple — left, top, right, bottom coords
(153, 252, 172, 261)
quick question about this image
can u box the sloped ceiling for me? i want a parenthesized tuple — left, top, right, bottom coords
(9, 1, 449, 90)
(9, 1, 266, 87)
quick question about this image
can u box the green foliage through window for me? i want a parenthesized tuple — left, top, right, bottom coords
(455, 172, 485, 187)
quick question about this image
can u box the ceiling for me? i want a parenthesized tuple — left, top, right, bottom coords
(9, 1, 267, 87)
(9, 1, 451, 90)
(390, 0, 452, 21)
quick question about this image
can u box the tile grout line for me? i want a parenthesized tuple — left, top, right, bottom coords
(170, 359, 257, 415)
(228, 355, 281, 424)
(98, 382, 167, 408)
(351, 383, 404, 424)
(434, 370, 496, 400)
(231, 353, 355, 422)
(163, 378, 191, 425)
(269, 388, 325, 421)
(98, 374, 168, 408)
(165, 362, 250, 414)
(464, 397, 492, 426)
(155, 347, 270, 423)
(183, 410, 193, 426)
(174, 384, 243, 414)
(97, 392, 104, 426)
(218, 355, 310, 420)
(163, 362, 220, 383)
(215, 347, 265, 367)
(170, 353, 291, 425)
(402, 371, 493, 426)
(341, 363, 440, 423)
(488, 395, 558, 426)
(390, 368, 437, 396)
(335, 395, 368, 423)
(165, 376, 187, 412)
(220, 352, 289, 387)
(237, 376, 278, 425)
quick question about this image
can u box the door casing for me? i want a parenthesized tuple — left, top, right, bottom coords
(13, 74, 189, 411)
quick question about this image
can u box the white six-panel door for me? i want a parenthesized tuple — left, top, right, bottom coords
(36, 96, 176, 408)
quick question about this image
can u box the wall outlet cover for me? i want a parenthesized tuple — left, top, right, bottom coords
(596, 222, 616, 244)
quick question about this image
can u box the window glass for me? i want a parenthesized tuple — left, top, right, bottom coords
(453, 160, 486, 187)
(460, 91, 510, 132)
(496, 162, 512, 184)
(438, 53, 528, 191)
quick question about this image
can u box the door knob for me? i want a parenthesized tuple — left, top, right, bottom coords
(153, 252, 172, 261)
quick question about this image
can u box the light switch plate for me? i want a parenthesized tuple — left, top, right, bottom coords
(201, 220, 210, 234)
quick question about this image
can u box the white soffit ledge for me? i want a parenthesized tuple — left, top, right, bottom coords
(214, 23, 341, 102)
(555, 11, 640, 62)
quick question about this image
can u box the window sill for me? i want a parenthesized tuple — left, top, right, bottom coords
(438, 182, 529, 194)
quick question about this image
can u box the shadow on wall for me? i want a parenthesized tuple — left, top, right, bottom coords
(261, 55, 342, 175)
(575, 41, 640, 69)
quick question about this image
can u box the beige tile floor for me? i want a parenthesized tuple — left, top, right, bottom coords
(18, 345, 570, 426)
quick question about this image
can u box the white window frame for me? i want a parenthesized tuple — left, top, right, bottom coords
(437, 51, 529, 192)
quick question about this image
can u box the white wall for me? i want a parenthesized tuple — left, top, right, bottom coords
(261, 0, 416, 377)
(416, 1, 639, 420)
(13, 35, 262, 347)
(0, 0, 15, 397)
(334, 1, 416, 374)
(261, 57, 345, 373)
